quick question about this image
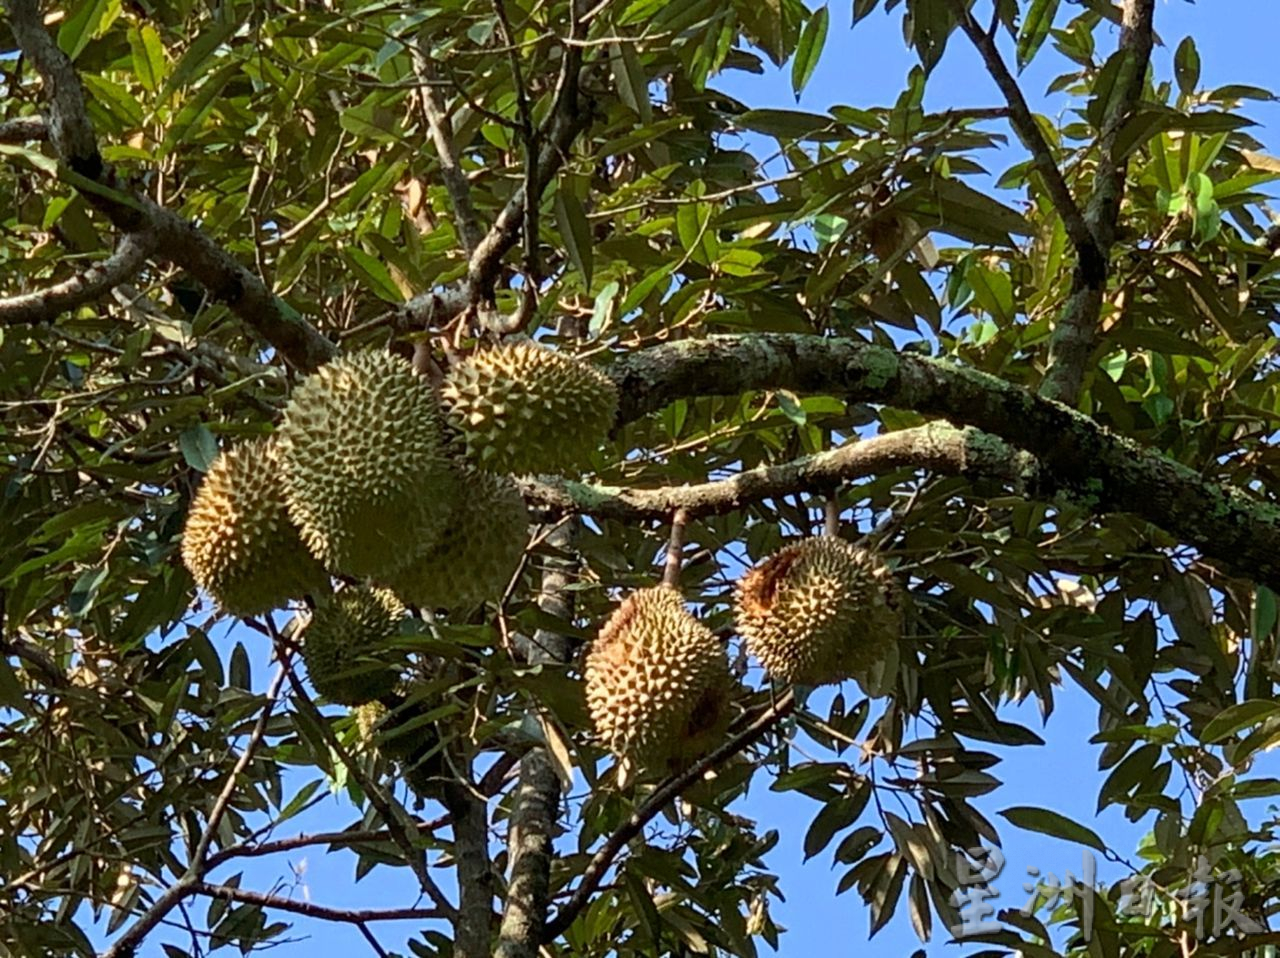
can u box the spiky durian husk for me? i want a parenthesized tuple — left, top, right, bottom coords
(303, 587, 404, 706)
(441, 341, 618, 475)
(736, 536, 900, 687)
(278, 350, 460, 579)
(584, 587, 731, 775)
(381, 468, 529, 612)
(181, 437, 327, 616)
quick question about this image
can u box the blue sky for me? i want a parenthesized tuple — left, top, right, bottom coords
(88, 2, 1280, 955)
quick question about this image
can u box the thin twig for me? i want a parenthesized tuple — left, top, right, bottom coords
(945, 0, 1099, 270)
(542, 690, 798, 941)
(191, 882, 444, 924)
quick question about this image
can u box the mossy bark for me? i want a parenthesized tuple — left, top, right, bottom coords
(608, 333, 1280, 588)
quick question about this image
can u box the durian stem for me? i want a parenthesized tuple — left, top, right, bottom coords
(662, 508, 689, 589)
(823, 494, 841, 537)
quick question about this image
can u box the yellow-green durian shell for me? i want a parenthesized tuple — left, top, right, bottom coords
(303, 587, 404, 706)
(381, 468, 528, 612)
(278, 350, 460, 579)
(441, 341, 618, 475)
(181, 437, 327, 616)
(584, 587, 731, 774)
(736, 536, 900, 687)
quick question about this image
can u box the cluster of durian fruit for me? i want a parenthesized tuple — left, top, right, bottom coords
(584, 535, 902, 781)
(181, 342, 619, 709)
(180, 339, 903, 786)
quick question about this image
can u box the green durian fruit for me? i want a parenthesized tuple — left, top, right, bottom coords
(736, 536, 900, 687)
(441, 341, 618, 475)
(381, 468, 529, 612)
(278, 350, 460, 579)
(302, 587, 403, 706)
(181, 437, 327, 616)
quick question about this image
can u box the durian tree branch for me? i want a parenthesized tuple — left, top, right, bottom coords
(0, 114, 47, 143)
(944, 0, 1096, 265)
(204, 814, 451, 870)
(410, 42, 484, 256)
(441, 783, 495, 958)
(4, 0, 337, 373)
(1039, 0, 1155, 404)
(541, 689, 798, 943)
(0, 232, 155, 325)
(495, 523, 575, 958)
(190, 881, 446, 925)
(522, 423, 1036, 521)
(606, 333, 1280, 590)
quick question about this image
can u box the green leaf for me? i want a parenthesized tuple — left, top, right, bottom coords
(179, 424, 219, 473)
(68, 566, 109, 618)
(814, 213, 849, 246)
(345, 247, 404, 303)
(777, 390, 807, 425)
(1174, 36, 1201, 95)
(1200, 699, 1280, 743)
(1254, 586, 1277, 640)
(57, 0, 114, 62)
(589, 281, 620, 338)
(554, 191, 594, 287)
(736, 109, 839, 141)
(791, 6, 829, 98)
(128, 24, 168, 93)
(1016, 0, 1060, 71)
(999, 806, 1107, 853)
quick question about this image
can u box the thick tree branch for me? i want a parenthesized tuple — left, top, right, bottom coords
(0, 233, 154, 325)
(522, 423, 1036, 521)
(541, 690, 798, 942)
(947, 0, 1098, 269)
(495, 523, 574, 958)
(606, 333, 1280, 589)
(6, 0, 98, 170)
(190, 882, 444, 924)
(0, 115, 47, 144)
(5, 0, 337, 373)
(1040, 0, 1156, 404)
(442, 782, 494, 958)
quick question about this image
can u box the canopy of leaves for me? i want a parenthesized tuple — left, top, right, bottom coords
(3, 0, 1280, 956)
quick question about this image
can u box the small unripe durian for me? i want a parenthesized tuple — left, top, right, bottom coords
(736, 536, 900, 687)
(278, 350, 460, 579)
(303, 587, 403, 706)
(181, 437, 327, 616)
(441, 341, 618, 475)
(382, 468, 529, 612)
(584, 587, 731, 777)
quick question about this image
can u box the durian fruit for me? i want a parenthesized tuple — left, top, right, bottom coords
(381, 468, 529, 612)
(441, 341, 618, 475)
(302, 587, 404, 706)
(584, 587, 732, 778)
(181, 437, 328, 616)
(277, 350, 460, 580)
(736, 536, 901, 687)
